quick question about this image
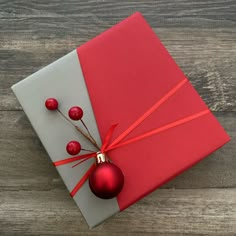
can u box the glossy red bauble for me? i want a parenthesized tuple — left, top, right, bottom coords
(89, 162, 124, 199)
(45, 98, 58, 110)
(66, 140, 81, 155)
(68, 106, 83, 120)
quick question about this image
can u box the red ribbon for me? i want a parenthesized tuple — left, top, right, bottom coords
(53, 78, 210, 197)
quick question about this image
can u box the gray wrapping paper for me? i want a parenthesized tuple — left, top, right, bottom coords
(11, 50, 120, 228)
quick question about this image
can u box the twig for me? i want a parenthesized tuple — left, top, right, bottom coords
(57, 109, 100, 150)
(81, 119, 98, 145)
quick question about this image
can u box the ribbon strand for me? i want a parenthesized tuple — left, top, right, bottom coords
(100, 124, 118, 153)
(53, 152, 96, 167)
(105, 109, 210, 152)
(70, 164, 96, 197)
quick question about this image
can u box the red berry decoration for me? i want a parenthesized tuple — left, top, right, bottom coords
(45, 98, 58, 110)
(66, 141, 81, 155)
(68, 106, 83, 120)
(89, 153, 124, 199)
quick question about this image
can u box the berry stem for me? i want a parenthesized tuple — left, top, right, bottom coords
(80, 119, 98, 146)
(74, 126, 100, 150)
(81, 148, 95, 152)
(57, 109, 100, 150)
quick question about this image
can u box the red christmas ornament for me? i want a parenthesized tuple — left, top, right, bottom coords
(68, 106, 83, 120)
(89, 153, 124, 199)
(45, 98, 58, 110)
(66, 141, 81, 155)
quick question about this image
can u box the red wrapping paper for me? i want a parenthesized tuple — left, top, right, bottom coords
(77, 12, 230, 210)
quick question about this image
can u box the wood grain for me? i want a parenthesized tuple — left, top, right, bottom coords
(0, 189, 236, 235)
(0, 0, 235, 29)
(0, 0, 236, 235)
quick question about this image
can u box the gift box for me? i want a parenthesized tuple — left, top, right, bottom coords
(11, 12, 230, 228)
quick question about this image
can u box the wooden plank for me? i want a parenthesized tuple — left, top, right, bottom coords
(0, 0, 235, 29)
(0, 188, 235, 235)
(0, 110, 235, 191)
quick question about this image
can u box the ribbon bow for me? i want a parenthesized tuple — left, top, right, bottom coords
(53, 78, 210, 197)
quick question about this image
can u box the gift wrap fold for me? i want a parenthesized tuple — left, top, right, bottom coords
(12, 12, 230, 227)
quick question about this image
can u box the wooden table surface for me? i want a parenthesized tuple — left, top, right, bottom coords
(0, 1, 236, 235)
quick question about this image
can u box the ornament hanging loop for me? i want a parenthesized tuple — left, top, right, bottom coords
(96, 152, 108, 164)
